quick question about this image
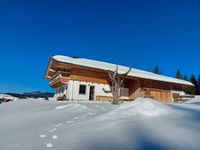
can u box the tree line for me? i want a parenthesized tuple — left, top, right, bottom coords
(153, 66, 200, 95)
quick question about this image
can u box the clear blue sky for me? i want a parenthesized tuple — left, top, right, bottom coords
(0, 0, 200, 93)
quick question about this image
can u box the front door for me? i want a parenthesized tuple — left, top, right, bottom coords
(89, 86, 95, 101)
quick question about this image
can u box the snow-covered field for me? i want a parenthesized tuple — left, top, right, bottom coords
(1, 98, 200, 150)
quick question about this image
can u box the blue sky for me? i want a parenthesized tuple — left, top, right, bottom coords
(0, 0, 200, 93)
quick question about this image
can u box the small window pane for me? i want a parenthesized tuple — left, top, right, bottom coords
(79, 85, 86, 95)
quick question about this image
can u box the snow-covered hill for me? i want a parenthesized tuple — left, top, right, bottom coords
(0, 91, 54, 100)
(0, 98, 200, 150)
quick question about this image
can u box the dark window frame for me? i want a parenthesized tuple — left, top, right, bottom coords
(79, 84, 87, 95)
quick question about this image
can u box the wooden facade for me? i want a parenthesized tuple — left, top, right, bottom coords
(96, 96, 113, 101)
(144, 88, 172, 103)
(45, 57, 192, 103)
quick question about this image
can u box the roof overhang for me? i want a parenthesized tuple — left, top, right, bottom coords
(45, 55, 194, 87)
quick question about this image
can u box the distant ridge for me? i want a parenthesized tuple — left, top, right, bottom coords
(3, 91, 54, 100)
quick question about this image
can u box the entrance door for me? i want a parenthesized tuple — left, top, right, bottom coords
(89, 86, 95, 101)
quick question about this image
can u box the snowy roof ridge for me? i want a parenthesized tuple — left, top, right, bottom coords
(52, 55, 193, 86)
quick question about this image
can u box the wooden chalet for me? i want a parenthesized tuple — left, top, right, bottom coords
(45, 55, 193, 103)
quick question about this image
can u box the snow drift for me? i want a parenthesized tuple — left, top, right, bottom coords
(117, 98, 169, 116)
(184, 96, 200, 104)
(97, 98, 170, 121)
(1, 97, 200, 150)
(55, 103, 89, 111)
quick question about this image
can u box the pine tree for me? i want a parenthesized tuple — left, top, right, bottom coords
(176, 70, 182, 79)
(189, 75, 198, 95)
(190, 75, 198, 87)
(197, 75, 200, 95)
(183, 75, 188, 81)
(153, 66, 161, 74)
(182, 74, 190, 94)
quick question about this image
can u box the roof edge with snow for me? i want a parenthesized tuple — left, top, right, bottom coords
(51, 55, 193, 86)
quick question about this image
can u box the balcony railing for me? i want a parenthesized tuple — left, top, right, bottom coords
(50, 72, 69, 87)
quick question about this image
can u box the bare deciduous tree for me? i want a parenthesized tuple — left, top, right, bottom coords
(108, 65, 131, 104)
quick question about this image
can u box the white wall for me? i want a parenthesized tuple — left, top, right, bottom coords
(68, 80, 112, 101)
(54, 80, 129, 101)
(67, 80, 129, 101)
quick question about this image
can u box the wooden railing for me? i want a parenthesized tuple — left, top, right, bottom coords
(50, 72, 70, 87)
(173, 95, 195, 102)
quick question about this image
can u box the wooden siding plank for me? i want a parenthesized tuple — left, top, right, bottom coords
(70, 75, 109, 84)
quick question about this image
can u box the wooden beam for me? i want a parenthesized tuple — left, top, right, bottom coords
(70, 75, 109, 84)
(44, 58, 53, 79)
(50, 76, 69, 88)
(46, 75, 51, 79)
(49, 68, 56, 72)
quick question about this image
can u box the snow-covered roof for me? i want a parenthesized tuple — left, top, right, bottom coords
(52, 55, 193, 86)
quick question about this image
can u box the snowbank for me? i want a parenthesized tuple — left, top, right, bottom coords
(184, 96, 200, 104)
(117, 98, 169, 116)
(55, 103, 89, 111)
(1, 98, 200, 150)
(98, 98, 169, 120)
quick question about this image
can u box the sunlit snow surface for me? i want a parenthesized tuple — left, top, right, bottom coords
(1, 98, 200, 150)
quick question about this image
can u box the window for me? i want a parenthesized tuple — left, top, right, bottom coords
(79, 85, 86, 95)
(65, 84, 68, 90)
